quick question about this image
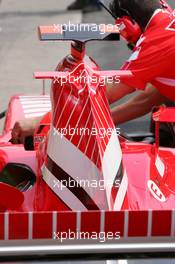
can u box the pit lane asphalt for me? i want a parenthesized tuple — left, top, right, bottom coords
(0, 0, 82, 130)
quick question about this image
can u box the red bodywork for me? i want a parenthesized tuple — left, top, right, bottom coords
(1, 45, 175, 212)
(0, 23, 175, 248)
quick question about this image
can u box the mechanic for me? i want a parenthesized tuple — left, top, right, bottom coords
(107, 0, 175, 125)
(11, 0, 175, 143)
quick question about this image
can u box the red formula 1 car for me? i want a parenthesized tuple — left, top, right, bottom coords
(0, 19, 175, 259)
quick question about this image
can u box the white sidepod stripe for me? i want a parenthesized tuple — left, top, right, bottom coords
(19, 96, 51, 118)
(44, 127, 126, 210)
(102, 131, 122, 207)
(155, 155, 165, 178)
(46, 127, 108, 210)
(42, 165, 88, 211)
(113, 170, 128, 211)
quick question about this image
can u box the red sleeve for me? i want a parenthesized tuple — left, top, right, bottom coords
(119, 38, 169, 90)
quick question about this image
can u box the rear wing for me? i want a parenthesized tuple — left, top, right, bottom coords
(38, 24, 120, 42)
(34, 70, 132, 80)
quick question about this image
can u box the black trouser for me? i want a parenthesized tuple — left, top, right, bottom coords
(88, 0, 99, 6)
(76, 0, 99, 6)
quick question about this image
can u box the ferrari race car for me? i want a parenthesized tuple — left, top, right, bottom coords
(0, 18, 175, 259)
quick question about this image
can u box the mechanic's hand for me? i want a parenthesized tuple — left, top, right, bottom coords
(11, 117, 42, 144)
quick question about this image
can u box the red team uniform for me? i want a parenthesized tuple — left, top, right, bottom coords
(121, 9, 175, 100)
